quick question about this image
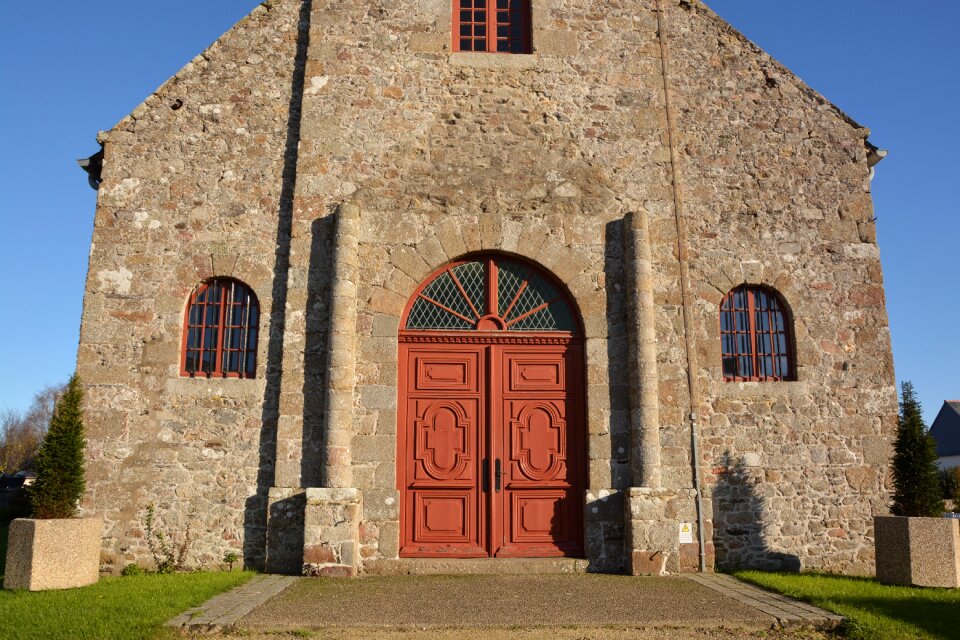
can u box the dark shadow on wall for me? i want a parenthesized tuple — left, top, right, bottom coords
(577, 217, 630, 573)
(244, 0, 312, 572)
(301, 215, 337, 487)
(711, 451, 800, 572)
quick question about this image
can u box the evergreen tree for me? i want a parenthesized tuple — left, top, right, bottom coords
(30, 375, 86, 519)
(891, 381, 944, 517)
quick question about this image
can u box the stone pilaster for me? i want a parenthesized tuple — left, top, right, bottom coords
(323, 203, 360, 488)
(302, 488, 362, 577)
(625, 210, 662, 488)
(626, 487, 713, 575)
(265, 487, 306, 575)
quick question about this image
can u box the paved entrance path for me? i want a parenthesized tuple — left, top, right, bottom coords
(168, 572, 841, 636)
(198, 573, 840, 634)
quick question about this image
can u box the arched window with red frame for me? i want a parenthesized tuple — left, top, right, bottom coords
(454, 0, 532, 54)
(181, 278, 259, 378)
(720, 285, 795, 382)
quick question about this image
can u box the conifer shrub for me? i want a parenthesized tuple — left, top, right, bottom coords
(29, 374, 86, 519)
(891, 381, 944, 517)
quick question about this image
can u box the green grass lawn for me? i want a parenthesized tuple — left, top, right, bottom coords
(735, 571, 960, 640)
(0, 569, 253, 640)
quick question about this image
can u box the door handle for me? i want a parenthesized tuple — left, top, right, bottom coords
(495, 458, 503, 492)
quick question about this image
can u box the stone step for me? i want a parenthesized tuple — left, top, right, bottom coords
(362, 557, 591, 576)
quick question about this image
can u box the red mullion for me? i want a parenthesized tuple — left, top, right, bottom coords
(485, 3, 497, 53)
(764, 301, 779, 382)
(485, 257, 498, 315)
(198, 289, 211, 377)
(212, 282, 226, 378)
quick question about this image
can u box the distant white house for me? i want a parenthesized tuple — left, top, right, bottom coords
(930, 401, 960, 470)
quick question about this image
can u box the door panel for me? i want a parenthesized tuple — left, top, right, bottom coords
(496, 347, 584, 557)
(400, 346, 486, 556)
(399, 342, 583, 558)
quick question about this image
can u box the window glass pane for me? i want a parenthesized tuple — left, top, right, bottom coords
(460, 0, 472, 7)
(755, 312, 768, 331)
(760, 356, 773, 377)
(185, 352, 199, 373)
(475, 0, 485, 7)
(736, 311, 749, 331)
(460, 10, 472, 22)
(497, 0, 509, 8)
(734, 288, 746, 307)
(757, 334, 771, 355)
(720, 312, 731, 332)
(723, 357, 737, 378)
(460, 24, 471, 36)
(722, 334, 735, 354)
(475, 25, 486, 37)
(460, 38, 473, 51)
(474, 10, 485, 21)
(739, 356, 753, 378)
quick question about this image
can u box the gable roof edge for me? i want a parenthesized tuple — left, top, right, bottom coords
(695, 0, 870, 138)
(98, 1, 274, 144)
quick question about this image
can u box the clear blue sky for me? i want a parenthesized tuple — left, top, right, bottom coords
(0, 2, 957, 425)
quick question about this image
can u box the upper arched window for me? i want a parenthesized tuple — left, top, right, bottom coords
(454, 0, 532, 54)
(403, 255, 578, 333)
(181, 278, 259, 378)
(720, 285, 795, 382)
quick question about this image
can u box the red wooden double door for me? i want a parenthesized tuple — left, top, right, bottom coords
(399, 341, 584, 557)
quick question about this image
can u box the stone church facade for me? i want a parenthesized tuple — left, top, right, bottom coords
(78, 0, 897, 577)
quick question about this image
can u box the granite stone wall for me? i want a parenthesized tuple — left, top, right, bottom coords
(78, 0, 896, 575)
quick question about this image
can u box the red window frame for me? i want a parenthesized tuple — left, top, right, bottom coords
(181, 278, 260, 379)
(720, 285, 795, 382)
(453, 0, 532, 54)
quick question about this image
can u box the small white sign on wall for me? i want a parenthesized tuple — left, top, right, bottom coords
(679, 522, 694, 544)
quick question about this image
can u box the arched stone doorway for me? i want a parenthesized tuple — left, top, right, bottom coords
(397, 254, 586, 558)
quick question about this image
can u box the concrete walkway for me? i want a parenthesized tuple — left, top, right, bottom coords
(686, 573, 844, 629)
(168, 572, 841, 635)
(166, 574, 298, 633)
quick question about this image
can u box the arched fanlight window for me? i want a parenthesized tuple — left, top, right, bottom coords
(181, 278, 259, 378)
(720, 285, 795, 382)
(403, 256, 578, 333)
